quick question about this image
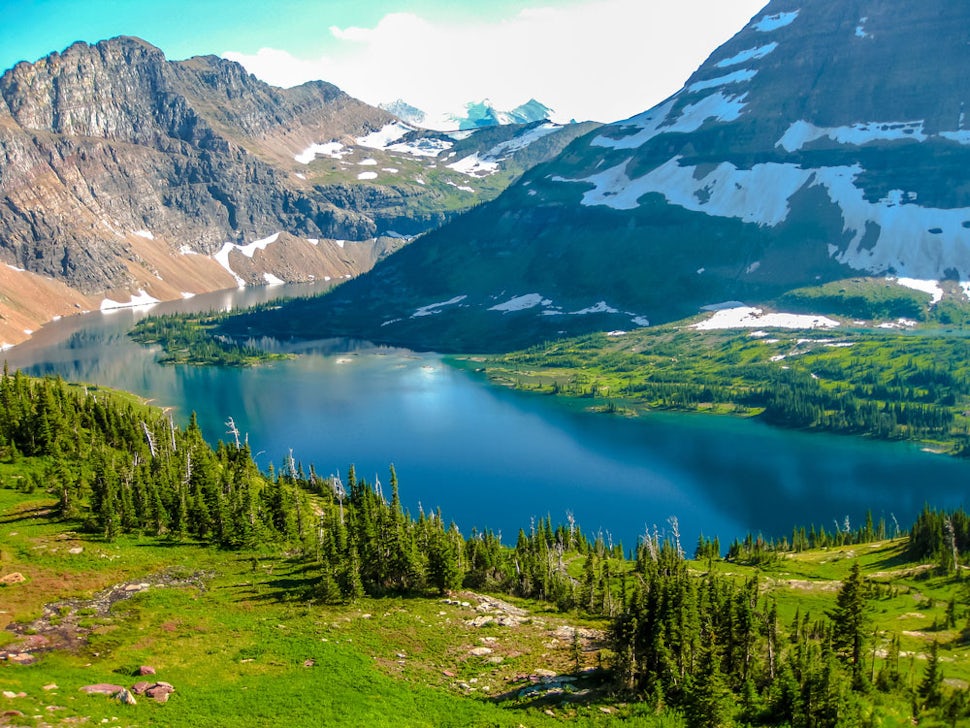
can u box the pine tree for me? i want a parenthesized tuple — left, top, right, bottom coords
(829, 561, 869, 686)
(918, 640, 944, 710)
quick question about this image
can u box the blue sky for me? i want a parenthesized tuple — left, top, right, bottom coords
(3, 0, 768, 123)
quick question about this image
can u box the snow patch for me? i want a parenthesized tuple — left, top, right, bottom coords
(307, 238, 319, 245)
(295, 142, 349, 164)
(100, 290, 161, 311)
(569, 301, 618, 315)
(181, 291, 195, 299)
(687, 69, 757, 94)
(777, 120, 927, 152)
(447, 153, 499, 177)
(358, 158, 378, 166)
(591, 93, 747, 151)
(412, 295, 468, 318)
(878, 318, 918, 329)
(6, 264, 26, 272)
(716, 43, 778, 68)
(488, 293, 547, 312)
(694, 306, 839, 330)
(630, 316, 650, 327)
(263, 273, 285, 286)
(891, 277, 943, 304)
(357, 171, 378, 180)
(386, 137, 453, 157)
(569, 156, 808, 223)
(179, 245, 198, 255)
(940, 130, 970, 145)
(382, 167, 399, 173)
(132, 229, 154, 240)
(356, 122, 411, 149)
(754, 10, 799, 32)
(213, 233, 282, 287)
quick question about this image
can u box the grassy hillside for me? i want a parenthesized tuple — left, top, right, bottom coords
(1, 371, 969, 725)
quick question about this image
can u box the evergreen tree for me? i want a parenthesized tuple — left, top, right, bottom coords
(829, 561, 869, 686)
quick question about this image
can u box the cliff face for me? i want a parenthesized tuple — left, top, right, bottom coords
(0, 37, 399, 293)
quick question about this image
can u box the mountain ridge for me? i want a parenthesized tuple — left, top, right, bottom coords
(237, 0, 970, 352)
(0, 36, 591, 348)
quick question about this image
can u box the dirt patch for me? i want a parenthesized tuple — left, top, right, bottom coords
(1, 570, 210, 664)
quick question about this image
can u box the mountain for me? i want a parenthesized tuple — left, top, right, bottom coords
(238, 0, 970, 352)
(380, 98, 560, 131)
(0, 38, 591, 347)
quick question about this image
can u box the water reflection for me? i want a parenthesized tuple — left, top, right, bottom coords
(4, 283, 969, 549)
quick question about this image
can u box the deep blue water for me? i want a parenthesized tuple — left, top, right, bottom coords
(5, 284, 968, 550)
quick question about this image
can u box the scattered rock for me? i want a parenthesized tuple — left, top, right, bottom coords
(303, 659, 315, 667)
(146, 683, 174, 704)
(0, 573, 25, 585)
(469, 647, 493, 656)
(138, 665, 156, 676)
(79, 684, 125, 695)
(0, 710, 24, 720)
(442, 670, 455, 677)
(130, 682, 152, 695)
(68, 547, 84, 555)
(1, 692, 25, 699)
(116, 689, 137, 705)
(42, 684, 58, 691)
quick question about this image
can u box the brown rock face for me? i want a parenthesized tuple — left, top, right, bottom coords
(0, 37, 410, 344)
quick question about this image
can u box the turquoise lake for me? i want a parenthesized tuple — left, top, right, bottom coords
(5, 284, 968, 550)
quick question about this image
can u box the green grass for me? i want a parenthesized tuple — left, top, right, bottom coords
(2, 485, 969, 725)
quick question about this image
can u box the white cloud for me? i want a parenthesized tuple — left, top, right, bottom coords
(223, 0, 765, 124)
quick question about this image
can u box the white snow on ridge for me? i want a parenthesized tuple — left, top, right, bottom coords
(891, 276, 943, 304)
(486, 122, 560, 157)
(754, 10, 799, 32)
(295, 142, 349, 164)
(488, 293, 549, 312)
(716, 43, 778, 68)
(133, 229, 155, 240)
(100, 290, 160, 312)
(687, 69, 758, 94)
(6, 264, 26, 272)
(263, 273, 285, 286)
(356, 122, 411, 149)
(411, 295, 468, 318)
(568, 153, 970, 281)
(568, 156, 809, 223)
(592, 92, 747, 151)
(777, 120, 927, 152)
(448, 153, 500, 177)
(445, 124, 560, 177)
(694, 306, 839, 331)
(387, 137, 453, 157)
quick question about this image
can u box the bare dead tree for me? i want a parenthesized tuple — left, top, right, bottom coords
(141, 421, 157, 459)
(225, 417, 241, 449)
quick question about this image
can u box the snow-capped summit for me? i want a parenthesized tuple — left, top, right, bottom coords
(380, 98, 562, 131)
